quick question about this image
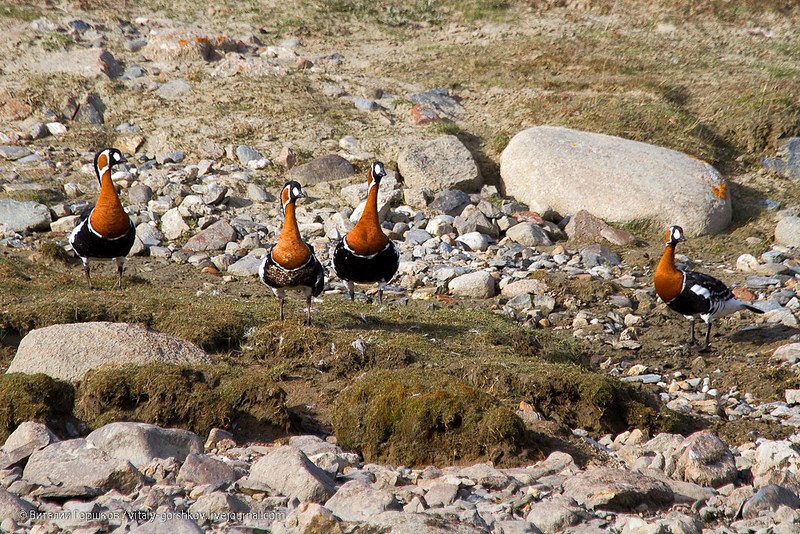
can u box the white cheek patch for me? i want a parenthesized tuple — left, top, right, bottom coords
(690, 284, 711, 299)
(292, 187, 300, 198)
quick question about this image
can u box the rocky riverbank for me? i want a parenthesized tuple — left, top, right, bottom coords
(2, 420, 800, 533)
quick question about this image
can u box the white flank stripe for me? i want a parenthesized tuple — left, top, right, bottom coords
(690, 284, 711, 299)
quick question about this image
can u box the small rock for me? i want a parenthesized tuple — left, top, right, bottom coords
(156, 80, 192, 100)
(449, 271, 496, 299)
(235, 145, 263, 165)
(176, 453, 236, 489)
(183, 220, 238, 252)
(506, 222, 552, 247)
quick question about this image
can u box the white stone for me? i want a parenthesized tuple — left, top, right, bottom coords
(161, 208, 190, 240)
(50, 215, 80, 233)
(500, 126, 731, 236)
(736, 254, 760, 272)
(456, 232, 491, 251)
(448, 271, 496, 298)
(506, 222, 552, 247)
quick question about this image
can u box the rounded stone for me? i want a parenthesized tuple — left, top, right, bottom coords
(500, 126, 731, 236)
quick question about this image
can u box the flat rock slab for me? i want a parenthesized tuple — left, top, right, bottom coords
(365, 511, 487, 533)
(288, 154, 354, 186)
(31, 48, 121, 78)
(7, 322, 211, 381)
(0, 486, 35, 522)
(87, 422, 203, 468)
(23, 439, 142, 493)
(0, 199, 51, 232)
(500, 126, 731, 236)
(0, 145, 33, 160)
(325, 479, 401, 521)
(562, 467, 673, 511)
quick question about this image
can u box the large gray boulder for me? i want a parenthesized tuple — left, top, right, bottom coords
(86, 422, 203, 468)
(500, 126, 731, 236)
(249, 445, 335, 503)
(23, 439, 142, 492)
(0, 487, 35, 523)
(398, 135, 482, 193)
(751, 439, 800, 492)
(562, 467, 673, 511)
(7, 322, 211, 381)
(0, 421, 59, 469)
(0, 199, 51, 232)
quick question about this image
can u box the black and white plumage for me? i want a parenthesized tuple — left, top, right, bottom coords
(69, 148, 135, 289)
(259, 248, 325, 322)
(332, 161, 400, 304)
(259, 181, 325, 326)
(654, 225, 764, 350)
(332, 238, 400, 297)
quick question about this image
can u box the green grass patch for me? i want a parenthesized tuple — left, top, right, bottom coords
(75, 363, 290, 440)
(0, 1, 42, 21)
(331, 368, 527, 466)
(0, 373, 75, 442)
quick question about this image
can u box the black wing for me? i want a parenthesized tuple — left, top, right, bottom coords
(684, 270, 733, 302)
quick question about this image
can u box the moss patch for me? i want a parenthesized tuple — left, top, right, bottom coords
(0, 373, 75, 442)
(75, 363, 290, 441)
(331, 369, 527, 467)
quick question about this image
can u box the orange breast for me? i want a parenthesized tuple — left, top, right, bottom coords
(346, 184, 388, 255)
(272, 203, 311, 269)
(345, 225, 388, 256)
(654, 246, 684, 303)
(90, 178, 130, 238)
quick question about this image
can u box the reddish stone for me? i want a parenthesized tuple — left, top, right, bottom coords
(410, 104, 440, 125)
(515, 211, 545, 225)
(565, 209, 635, 246)
(295, 58, 313, 69)
(732, 287, 756, 301)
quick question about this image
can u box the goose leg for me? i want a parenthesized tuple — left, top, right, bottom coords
(346, 281, 355, 301)
(686, 317, 696, 346)
(378, 282, 386, 305)
(305, 294, 313, 326)
(698, 321, 712, 352)
(82, 258, 93, 290)
(114, 257, 125, 289)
